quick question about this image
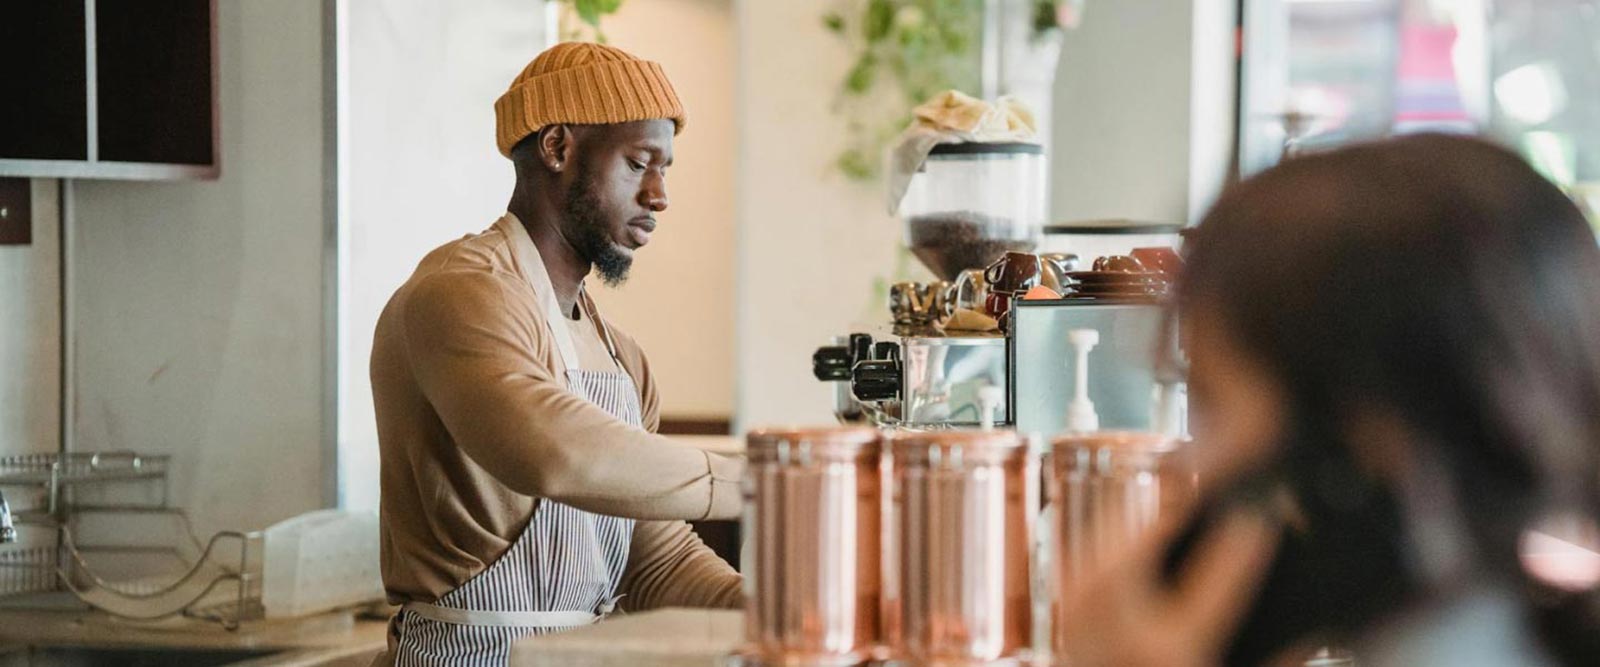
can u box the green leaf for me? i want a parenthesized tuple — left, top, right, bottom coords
(844, 53, 877, 94)
(597, 0, 624, 12)
(1032, 0, 1059, 33)
(573, 0, 603, 27)
(837, 149, 876, 180)
(823, 12, 845, 34)
(865, 0, 894, 42)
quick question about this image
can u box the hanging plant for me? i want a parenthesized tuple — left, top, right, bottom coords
(557, 0, 626, 43)
(824, 0, 1077, 181)
(824, 0, 984, 181)
(1036, 0, 1085, 32)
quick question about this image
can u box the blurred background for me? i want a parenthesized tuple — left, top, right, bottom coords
(3, 0, 1599, 574)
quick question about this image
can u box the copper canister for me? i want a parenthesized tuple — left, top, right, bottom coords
(1049, 432, 1195, 657)
(886, 430, 1038, 666)
(742, 427, 884, 667)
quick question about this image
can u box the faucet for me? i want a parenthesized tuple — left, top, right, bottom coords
(0, 488, 16, 543)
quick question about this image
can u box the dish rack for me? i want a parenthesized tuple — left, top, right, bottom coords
(0, 452, 264, 628)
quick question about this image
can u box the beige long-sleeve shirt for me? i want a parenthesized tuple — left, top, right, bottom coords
(370, 213, 743, 609)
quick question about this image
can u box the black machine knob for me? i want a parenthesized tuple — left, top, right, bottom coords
(849, 333, 874, 365)
(812, 345, 852, 381)
(872, 341, 900, 362)
(852, 359, 902, 402)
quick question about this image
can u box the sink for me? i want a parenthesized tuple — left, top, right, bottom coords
(0, 646, 286, 667)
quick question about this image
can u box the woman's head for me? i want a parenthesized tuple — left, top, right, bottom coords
(1179, 133, 1600, 660)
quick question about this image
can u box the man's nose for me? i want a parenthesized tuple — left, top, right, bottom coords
(641, 174, 669, 212)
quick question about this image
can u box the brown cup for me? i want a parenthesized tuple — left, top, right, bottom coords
(1091, 255, 1147, 273)
(1129, 247, 1183, 276)
(984, 252, 1044, 296)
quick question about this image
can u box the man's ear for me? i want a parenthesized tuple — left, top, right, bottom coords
(540, 125, 576, 173)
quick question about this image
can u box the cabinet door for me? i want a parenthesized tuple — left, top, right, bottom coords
(0, 3, 89, 161)
(96, 0, 215, 167)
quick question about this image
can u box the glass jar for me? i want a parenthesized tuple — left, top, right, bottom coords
(740, 427, 884, 667)
(901, 142, 1047, 281)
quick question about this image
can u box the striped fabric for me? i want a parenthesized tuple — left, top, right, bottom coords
(393, 364, 643, 667)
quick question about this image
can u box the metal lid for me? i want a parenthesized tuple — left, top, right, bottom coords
(1052, 430, 1179, 452)
(1050, 431, 1184, 473)
(746, 426, 882, 464)
(927, 141, 1043, 156)
(890, 429, 1031, 466)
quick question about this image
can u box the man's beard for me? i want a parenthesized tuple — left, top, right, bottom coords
(564, 171, 633, 287)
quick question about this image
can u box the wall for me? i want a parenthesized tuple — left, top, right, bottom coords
(339, 0, 547, 511)
(1049, 0, 1236, 225)
(587, 0, 737, 422)
(68, 0, 328, 537)
(734, 0, 907, 429)
(0, 179, 60, 550)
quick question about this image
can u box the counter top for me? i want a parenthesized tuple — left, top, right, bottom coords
(666, 435, 743, 456)
(0, 594, 387, 666)
(510, 608, 742, 667)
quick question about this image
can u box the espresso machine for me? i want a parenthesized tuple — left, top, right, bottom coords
(812, 141, 1044, 429)
(811, 140, 1184, 435)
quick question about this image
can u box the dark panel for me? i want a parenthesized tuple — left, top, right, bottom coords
(658, 417, 733, 435)
(689, 520, 741, 570)
(96, 0, 213, 165)
(0, 4, 88, 161)
(0, 179, 32, 245)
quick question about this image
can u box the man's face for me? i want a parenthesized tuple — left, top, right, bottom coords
(562, 119, 674, 286)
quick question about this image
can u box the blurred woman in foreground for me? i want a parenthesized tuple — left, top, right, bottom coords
(1060, 134, 1600, 667)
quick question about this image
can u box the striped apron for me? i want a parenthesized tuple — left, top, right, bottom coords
(392, 268, 641, 666)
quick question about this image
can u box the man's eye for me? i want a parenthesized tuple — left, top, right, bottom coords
(628, 159, 646, 172)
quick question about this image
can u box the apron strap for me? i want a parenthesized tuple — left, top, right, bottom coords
(497, 215, 625, 375)
(401, 601, 600, 629)
(578, 289, 625, 366)
(401, 593, 624, 629)
(526, 264, 583, 376)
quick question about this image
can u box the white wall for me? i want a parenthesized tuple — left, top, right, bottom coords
(68, 0, 329, 537)
(0, 180, 60, 459)
(588, 0, 737, 421)
(734, 0, 907, 429)
(0, 179, 61, 550)
(1049, 0, 1236, 225)
(339, 0, 547, 511)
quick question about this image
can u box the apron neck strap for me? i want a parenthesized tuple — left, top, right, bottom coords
(577, 289, 624, 364)
(499, 214, 625, 374)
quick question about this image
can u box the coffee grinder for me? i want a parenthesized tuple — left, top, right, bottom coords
(813, 141, 1046, 428)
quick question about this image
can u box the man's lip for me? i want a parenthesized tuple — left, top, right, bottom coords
(626, 219, 654, 247)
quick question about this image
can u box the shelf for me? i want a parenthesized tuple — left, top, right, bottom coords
(0, 452, 171, 488)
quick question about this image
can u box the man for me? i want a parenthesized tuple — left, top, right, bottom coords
(370, 42, 744, 666)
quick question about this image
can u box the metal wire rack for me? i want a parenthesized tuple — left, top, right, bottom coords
(0, 451, 264, 628)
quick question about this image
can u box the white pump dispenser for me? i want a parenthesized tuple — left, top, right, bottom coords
(1065, 328, 1101, 432)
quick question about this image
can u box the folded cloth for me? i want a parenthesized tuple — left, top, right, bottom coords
(887, 90, 1039, 215)
(941, 307, 1001, 333)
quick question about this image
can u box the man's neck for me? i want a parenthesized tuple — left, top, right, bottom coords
(508, 199, 588, 319)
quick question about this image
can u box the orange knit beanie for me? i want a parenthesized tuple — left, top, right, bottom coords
(494, 42, 686, 158)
